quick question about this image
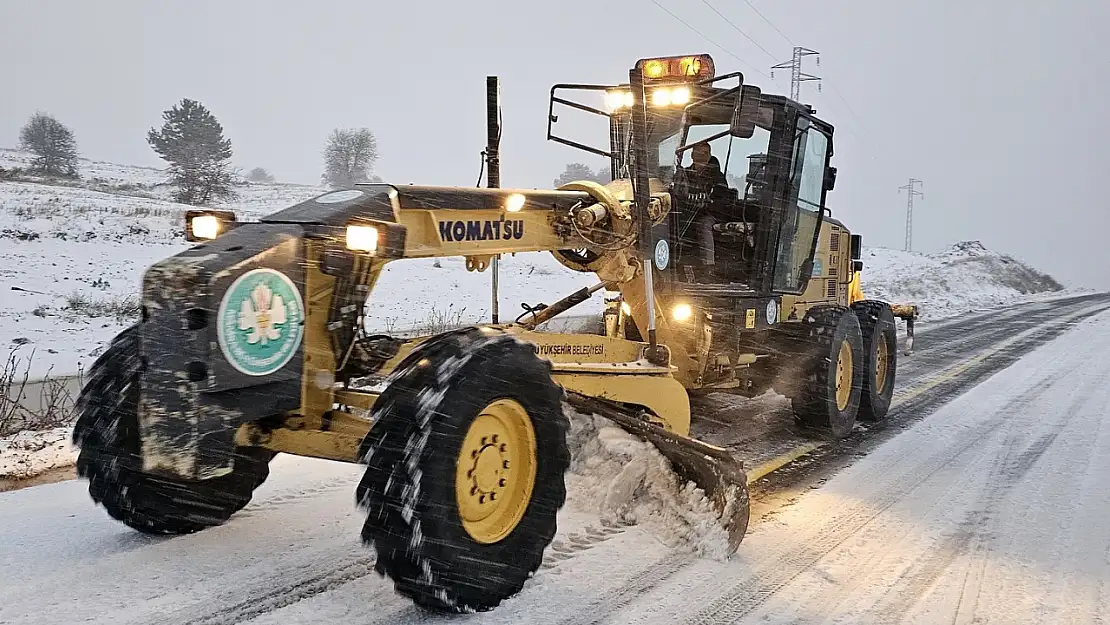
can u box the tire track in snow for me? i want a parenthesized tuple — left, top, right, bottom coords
(553, 552, 697, 625)
(172, 556, 378, 625)
(173, 522, 629, 625)
(660, 335, 1096, 625)
(939, 370, 1110, 625)
(866, 427, 1066, 623)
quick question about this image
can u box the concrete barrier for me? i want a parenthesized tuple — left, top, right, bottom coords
(1, 374, 83, 434)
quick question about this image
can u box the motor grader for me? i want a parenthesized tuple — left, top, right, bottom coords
(71, 54, 907, 614)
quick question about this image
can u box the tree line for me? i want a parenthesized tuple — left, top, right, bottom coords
(8, 101, 380, 207)
(10, 105, 688, 209)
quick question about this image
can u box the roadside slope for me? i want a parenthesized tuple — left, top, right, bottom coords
(861, 241, 1070, 321)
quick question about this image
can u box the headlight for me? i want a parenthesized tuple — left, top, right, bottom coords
(672, 303, 693, 322)
(650, 87, 692, 107)
(505, 193, 526, 213)
(190, 215, 220, 240)
(605, 90, 635, 110)
(185, 209, 236, 242)
(346, 224, 379, 253)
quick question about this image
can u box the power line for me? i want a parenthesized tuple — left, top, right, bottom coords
(700, 0, 778, 62)
(898, 178, 924, 252)
(648, 0, 773, 81)
(741, 0, 795, 47)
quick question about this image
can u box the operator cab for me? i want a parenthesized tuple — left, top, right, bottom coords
(548, 54, 837, 299)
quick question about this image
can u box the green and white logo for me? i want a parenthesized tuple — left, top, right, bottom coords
(217, 268, 304, 377)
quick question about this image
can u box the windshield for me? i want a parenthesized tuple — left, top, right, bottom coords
(657, 124, 772, 193)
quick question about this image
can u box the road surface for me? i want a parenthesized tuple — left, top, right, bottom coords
(2, 293, 1109, 625)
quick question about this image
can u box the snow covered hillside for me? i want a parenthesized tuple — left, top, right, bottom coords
(860, 242, 1070, 321)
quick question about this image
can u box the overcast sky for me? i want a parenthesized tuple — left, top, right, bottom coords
(2, 0, 1107, 288)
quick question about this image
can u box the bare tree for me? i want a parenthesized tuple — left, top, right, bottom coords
(147, 98, 237, 205)
(247, 167, 275, 183)
(554, 162, 610, 187)
(19, 112, 80, 179)
(323, 128, 379, 188)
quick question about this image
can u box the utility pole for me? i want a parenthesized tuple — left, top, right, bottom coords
(898, 178, 924, 252)
(771, 46, 821, 101)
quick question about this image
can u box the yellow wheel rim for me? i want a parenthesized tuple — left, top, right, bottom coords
(455, 398, 537, 544)
(835, 340, 854, 411)
(874, 333, 890, 395)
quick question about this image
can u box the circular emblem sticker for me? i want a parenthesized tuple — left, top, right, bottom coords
(217, 268, 305, 377)
(315, 189, 364, 204)
(766, 299, 778, 324)
(654, 239, 670, 271)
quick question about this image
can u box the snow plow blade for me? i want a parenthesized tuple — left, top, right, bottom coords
(565, 392, 750, 553)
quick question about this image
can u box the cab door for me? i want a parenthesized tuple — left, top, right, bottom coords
(771, 115, 833, 293)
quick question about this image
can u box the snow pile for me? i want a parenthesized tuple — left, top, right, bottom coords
(562, 408, 734, 560)
(860, 241, 1069, 321)
(0, 426, 75, 480)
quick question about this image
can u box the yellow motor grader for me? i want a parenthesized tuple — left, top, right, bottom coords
(71, 54, 909, 613)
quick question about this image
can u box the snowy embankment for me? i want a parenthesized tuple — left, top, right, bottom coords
(860, 241, 1073, 322)
(0, 149, 1077, 481)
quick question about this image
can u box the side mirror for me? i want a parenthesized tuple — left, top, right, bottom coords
(824, 166, 837, 191)
(730, 85, 761, 139)
(850, 233, 862, 260)
(853, 260, 864, 273)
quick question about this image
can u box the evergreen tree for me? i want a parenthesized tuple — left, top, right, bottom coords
(147, 98, 236, 205)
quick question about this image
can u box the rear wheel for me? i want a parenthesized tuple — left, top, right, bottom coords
(852, 300, 898, 421)
(790, 306, 865, 439)
(355, 328, 569, 613)
(72, 324, 273, 535)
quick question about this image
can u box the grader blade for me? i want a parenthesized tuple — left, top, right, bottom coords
(565, 393, 750, 553)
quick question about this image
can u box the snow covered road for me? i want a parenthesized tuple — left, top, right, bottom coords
(2, 299, 1110, 624)
(620, 307, 1110, 625)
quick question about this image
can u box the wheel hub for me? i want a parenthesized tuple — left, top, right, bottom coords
(835, 340, 854, 411)
(455, 399, 537, 544)
(874, 335, 889, 395)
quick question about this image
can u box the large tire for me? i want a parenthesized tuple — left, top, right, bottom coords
(851, 300, 898, 422)
(790, 306, 865, 439)
(72, 324, 273, 535)
(355, 328, 570, 613)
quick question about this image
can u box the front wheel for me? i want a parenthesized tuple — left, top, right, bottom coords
(355, 328, 570, 613)
(72, 324, 273, 535)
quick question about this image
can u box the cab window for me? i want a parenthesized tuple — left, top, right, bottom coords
(772, 120, 830, 292)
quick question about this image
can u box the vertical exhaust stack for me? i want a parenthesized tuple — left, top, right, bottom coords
(487, 76, 501, 324)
